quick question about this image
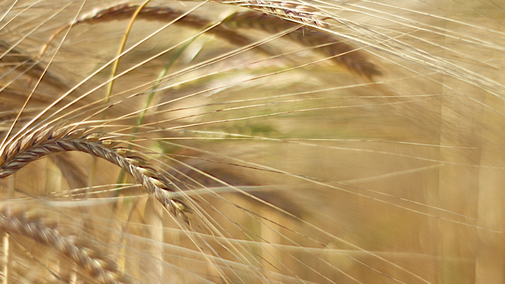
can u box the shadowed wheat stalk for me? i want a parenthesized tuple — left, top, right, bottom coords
(1, 0, 505, 283)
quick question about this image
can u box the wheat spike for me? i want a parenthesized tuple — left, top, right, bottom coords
(0, 125, 190, 223)
(224, 11, 382, 79)
(67, 4, 379, 79)
(80, 0, 330, 29)
(218, 0, 329, 28)
(75, 4, 255, 48)
(0, 203, 130, 283)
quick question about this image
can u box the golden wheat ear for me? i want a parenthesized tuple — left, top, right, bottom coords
(0, 125, 190, 222)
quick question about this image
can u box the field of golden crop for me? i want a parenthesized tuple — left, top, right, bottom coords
(1, 0, 505, 283)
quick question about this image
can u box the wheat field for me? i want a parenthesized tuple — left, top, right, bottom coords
(0, 0, 504, 283)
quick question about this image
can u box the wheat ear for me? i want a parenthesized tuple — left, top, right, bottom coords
(42, 4, 268, 58)
(0, 203, 130, 284)
(217, 0, 330, 28)
(0, 125, 190, 222)
(70, 4, 379, 79)
(224, 11, 381, 79)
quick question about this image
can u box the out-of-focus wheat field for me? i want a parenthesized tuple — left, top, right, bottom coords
(1, 0, 505, 283)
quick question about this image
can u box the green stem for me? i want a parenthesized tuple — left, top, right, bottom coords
(115, 37, 199, 187)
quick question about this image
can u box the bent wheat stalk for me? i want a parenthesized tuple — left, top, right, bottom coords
(0, 125, 190, 223)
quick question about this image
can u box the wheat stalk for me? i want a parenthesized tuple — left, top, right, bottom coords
(0, 203, 130, 283)
(0, 125, 190, 223)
